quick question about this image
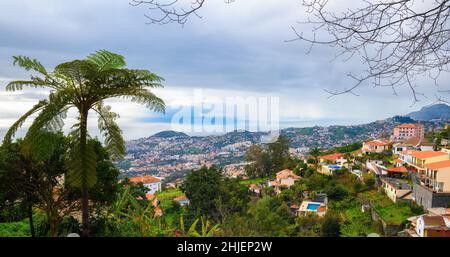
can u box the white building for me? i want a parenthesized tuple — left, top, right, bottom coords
(130, 175, 162, 194)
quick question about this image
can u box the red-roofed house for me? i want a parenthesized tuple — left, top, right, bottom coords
(319, 153, 346, 164)
(269, 169, 301, 193)
(362, 140, 390, 154)
(129, 175, 162, 194)
(173, 195, 190, 206)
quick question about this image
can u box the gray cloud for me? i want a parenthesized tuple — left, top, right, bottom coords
(0, 0, 447, 140)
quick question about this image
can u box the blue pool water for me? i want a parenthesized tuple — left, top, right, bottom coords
(306, 203, 321, 211)
(328, 165, 342, 170)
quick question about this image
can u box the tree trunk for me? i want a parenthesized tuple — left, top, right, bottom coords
(80, 110, 90, 237)
(28, 203, 35, 237)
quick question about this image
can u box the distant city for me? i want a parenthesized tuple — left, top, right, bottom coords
(118, 104, 450, 183)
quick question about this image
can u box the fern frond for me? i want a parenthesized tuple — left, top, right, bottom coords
(86, 50, 126, 71)
(24, 91, 71, 151)
(12, 56, 48, 75)
(2, 100, 47, 144)
(94, 102, 125, 160)
(102, 88, 165, 113)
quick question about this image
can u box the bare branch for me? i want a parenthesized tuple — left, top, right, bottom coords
(294, 0, 450, 103)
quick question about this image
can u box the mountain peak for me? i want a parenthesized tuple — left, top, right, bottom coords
(406, 103, 450, 121)
(150, 130, 189, 139)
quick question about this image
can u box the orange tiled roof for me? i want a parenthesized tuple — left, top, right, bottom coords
(270, 180, 280, 187)
(129, 175, 161, 184)
(320, 153, 345, 161)
(410, 151, 447, 159)
(386, 166, 408, 173)
(317, 206, 327, 212)
(249, 184, 261, 189)
(396, 123, 421, 129)
(290, 204, 299, 209)
(174, 195, 189, 201)
(276, 169, 301, 180)
(394, 159, 405, 164)
(364, 140, 389, 146)
(146, 193, 155, 201)
(425, 160, 450, 170)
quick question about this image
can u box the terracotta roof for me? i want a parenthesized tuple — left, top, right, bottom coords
(320, 153, 345, 162)
(276, 169, 301, 180)
(394, 159, 405, 164)
(317, 206, 327, 213)
(174, 195, 189, 202)
(249, 184, 261, 189)
(290, 204, 299, 209)
(146, 194, 155, 201)
(129, 175, 161, 184)
(364, 140, 390, 146)
(396, 123, 422, 129)
(269, 180, 280, 187)
(410, 151, 447, 159)
(425, 160, 450, 170)
(386, 166, 408, 173)
(422, 215, 446, 227)
(154, 206, 163, 216)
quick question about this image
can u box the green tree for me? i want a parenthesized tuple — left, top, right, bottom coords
(181, 166, 222, 220)
(309, 147, 321, 171)
(267, 135, 291, 174)
(295, 213, 322, 237)
(4, 50, 165, 236)
(181, 166, 249, 223)
(321, 212, 341, 237)
(247, 196, 294, 236)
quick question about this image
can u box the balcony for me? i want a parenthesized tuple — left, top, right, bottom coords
(413, 174, 444, 192)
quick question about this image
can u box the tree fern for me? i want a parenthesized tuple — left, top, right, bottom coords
(5, 50, 165, 236)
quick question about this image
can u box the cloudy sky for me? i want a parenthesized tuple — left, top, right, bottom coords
(0, 0, 448, 140)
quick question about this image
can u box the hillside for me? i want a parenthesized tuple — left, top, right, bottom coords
(406, 103, 450, 121)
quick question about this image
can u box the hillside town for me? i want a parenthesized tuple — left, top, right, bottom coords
(119, 116, 446, 183)
(127, 121, 450, 237)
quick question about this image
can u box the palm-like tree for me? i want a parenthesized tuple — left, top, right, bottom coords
(3, 50, 165, 236)
(309, 147, 321, 171)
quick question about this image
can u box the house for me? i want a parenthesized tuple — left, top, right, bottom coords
(393, 158, 406, 167)
(407, 214, 450, 237)
(129, 175, 162, 194)
(394, 137, 434, 152)
(362, 140, 390, 154)
(318, 153, 347, 176)
(319, 153, 346, 165)
(248, 184, 263, 194)
(392, 123, 424, 140)
(398, 150, 449, 173)
(421, 160, 450, 192)
(173, 195, 190, 206)
(319, 164, 344, 176)
(298, 200, 327, 217)
(380, 177, 412, 203)
(392, 143, 408, 155)
(269, 169, 300, 189)
(394, 150, 450, 208)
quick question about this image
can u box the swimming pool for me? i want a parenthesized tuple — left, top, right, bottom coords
(306, 203, 321, 211)
(328, 165, 342, 170)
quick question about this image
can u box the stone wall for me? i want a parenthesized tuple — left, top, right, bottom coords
(413, 183, 450, 209)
